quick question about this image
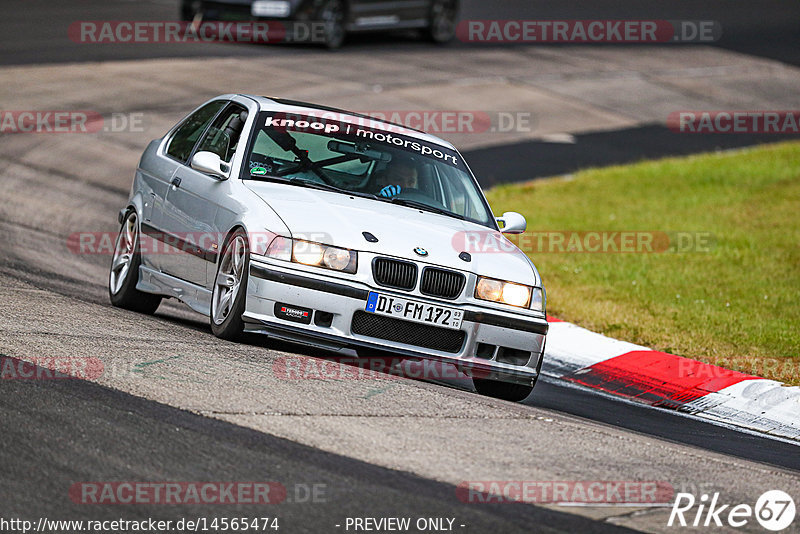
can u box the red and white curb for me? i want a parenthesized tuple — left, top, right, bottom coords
(543, 317, 800, 442)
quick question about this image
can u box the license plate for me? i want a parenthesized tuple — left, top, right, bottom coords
(366, 292, 463, 330)
(251, 0, 290, 17)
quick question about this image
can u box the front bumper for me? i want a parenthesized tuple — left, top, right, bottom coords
(243, 259, 549, 386)
(192, 1, 308, 22)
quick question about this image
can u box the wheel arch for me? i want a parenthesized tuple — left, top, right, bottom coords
(119, 191, 147, 225)
(215, 223, 250, 268)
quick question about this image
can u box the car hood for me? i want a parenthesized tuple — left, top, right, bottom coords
(244, 181, 539, 286)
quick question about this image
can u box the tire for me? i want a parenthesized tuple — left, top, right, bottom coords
(320, 0, 346, 49)
(109, 210, 162, 314)
(180, 0, 195, 22)
(182, 1, 206, 30)
(426, 0, 458, 43)
(210, 229, 249, 341)
(473, 377, 535, 402)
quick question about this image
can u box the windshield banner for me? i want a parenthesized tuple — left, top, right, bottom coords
(259, 112, 463, 168)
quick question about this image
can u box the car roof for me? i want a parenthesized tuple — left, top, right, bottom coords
(238, 94, 458, 150)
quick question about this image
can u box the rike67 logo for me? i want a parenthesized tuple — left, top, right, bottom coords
(669, 490, 796, 531)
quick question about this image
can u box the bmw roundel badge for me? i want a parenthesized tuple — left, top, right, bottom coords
(414, 247, 428, 256)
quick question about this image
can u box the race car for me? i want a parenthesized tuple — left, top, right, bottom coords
(180, 0, 459, 48)
(109, 94, 548, 401)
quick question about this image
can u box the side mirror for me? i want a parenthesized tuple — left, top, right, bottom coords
(496, 211, 527, 234)
(191, 151, 229, 180)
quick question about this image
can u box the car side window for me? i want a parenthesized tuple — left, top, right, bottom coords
(195, 105, 248, 164)
(165, 101, 226, 163)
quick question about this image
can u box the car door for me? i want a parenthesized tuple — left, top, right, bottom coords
(160, 103, 249, 287)
(145, 100, 226, 276)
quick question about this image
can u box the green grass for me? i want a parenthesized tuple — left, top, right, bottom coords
(485, 141, 800, 384)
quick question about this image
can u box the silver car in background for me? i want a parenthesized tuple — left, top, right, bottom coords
(109, 94, 548, 401)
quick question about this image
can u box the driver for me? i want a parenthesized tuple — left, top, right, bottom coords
(375, 159, 419, 198)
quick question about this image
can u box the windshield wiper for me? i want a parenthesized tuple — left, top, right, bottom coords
(387, 197, 466, 220)
(287, 177, 351, 194)
(246, 174, 344, 191)
(283, 177, 381, 200)
(246, 174, 285, 183)
(248, 174, 376, 198)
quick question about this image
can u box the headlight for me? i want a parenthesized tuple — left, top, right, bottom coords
(265, 237, 357, 274)
(293, 241, 325, 266)
(475, 276, 532, 308)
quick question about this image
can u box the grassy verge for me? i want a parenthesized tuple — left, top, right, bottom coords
(485, 141, 800, 385)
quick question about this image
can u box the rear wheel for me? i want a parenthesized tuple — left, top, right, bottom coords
(109, 210, 162, 314)
(210, 230, 249, 340)
(426, 0, 458, 43)
(320, 0, 346, 49)
(181, 0, 198, 22)
(473, 377, 534, 402)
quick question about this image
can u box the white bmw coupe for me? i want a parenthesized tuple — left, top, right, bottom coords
(110, 94, 548, 401)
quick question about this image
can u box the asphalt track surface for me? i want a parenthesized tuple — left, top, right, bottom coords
(2, 1, 800, 533)
(4, 0, 800, 181)
(3, 0, 800, 67)
(0, 358, 638, 533)
(1, 135, 799, 531)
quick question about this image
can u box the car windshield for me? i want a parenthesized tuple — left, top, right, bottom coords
(243, 111, 495, 227)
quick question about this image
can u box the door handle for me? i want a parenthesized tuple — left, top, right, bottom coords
(170, 177, 182, 190)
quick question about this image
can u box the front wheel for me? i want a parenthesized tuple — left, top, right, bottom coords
(473, 377, 534, 402)
(426, 0, 458, 43)
(109, 210, 162, 314)
(210, 230, 249, 340)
